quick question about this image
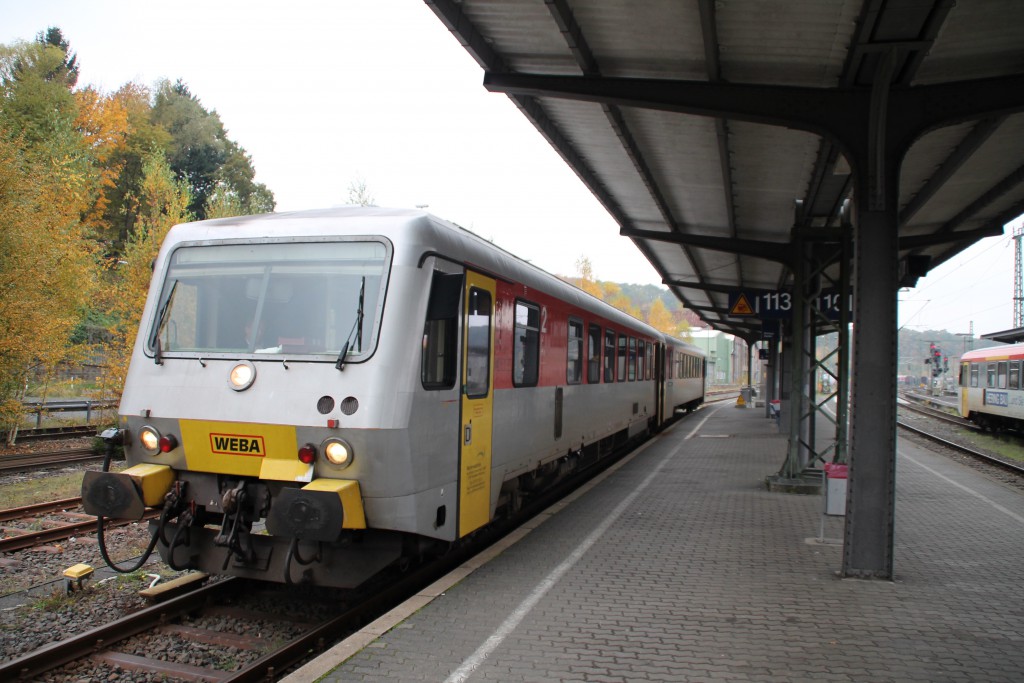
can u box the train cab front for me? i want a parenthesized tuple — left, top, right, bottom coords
(82, 417, 401, 587)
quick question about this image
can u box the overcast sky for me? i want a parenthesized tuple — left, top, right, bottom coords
(4, 0, 1019, 338)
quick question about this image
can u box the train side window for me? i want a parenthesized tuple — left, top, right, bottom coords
(567, 318, 583, 385)
(617, 334, 627, 382)
(970, 363, 979, 387)
(420, 271, 462, 390)
(604, 329, 616, 382)
(1010, 361, 1020, 390)
(646, 343, 653, 380)
(998, 361, 1008, 389)
(666, 349, 673, 379)
(513, 300, 540, 387)
(986, 363, 996, 388)
(628, 337, 637, 381)
(587, 324, 601, 384)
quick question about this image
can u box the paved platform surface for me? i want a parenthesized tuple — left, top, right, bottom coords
(287, 402, 1024, 682)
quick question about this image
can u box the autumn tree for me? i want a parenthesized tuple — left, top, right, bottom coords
(151, 79, 274, 220)
(0, 28, 278, 428)
(0, 38, 79, 148)
(74, 86, 130, 237)
(102, 153, 191, 399)
(29, 27, 78, 87)
(99, 82, 171, 248)
(0, 30, 101, 443)
(0, 136, 97, 443)
(646, 298, 676, 334)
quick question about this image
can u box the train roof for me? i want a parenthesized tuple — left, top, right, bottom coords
(960, 343, 1024, 361)
(160, 207, 706, 357)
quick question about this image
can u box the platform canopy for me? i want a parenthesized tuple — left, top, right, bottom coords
(425, 0, 1024, 340)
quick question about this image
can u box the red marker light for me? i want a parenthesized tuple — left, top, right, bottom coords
(158, 434, 178, 453)
(298, 443, 316, 464)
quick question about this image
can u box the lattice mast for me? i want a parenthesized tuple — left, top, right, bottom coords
(1016, 224, 1024, 328)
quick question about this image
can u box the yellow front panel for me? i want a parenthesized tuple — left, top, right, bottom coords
(303, 479, 367, 529)
(179, 419, 298, 480)
(124, 462, 175, 506)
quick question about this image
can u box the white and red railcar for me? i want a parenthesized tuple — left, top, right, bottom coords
(83, 207, 706, 587)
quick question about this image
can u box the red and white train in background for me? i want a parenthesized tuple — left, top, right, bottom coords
(958, 343, 1024, 431)
(83, 207, 706, 587)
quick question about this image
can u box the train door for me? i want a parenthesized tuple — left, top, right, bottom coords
(655, 343, 666, 425)
(459, 271, 496, 537)
(959, 361, 970, 417)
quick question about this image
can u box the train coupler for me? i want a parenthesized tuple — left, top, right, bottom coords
(214, 481, 259, 567)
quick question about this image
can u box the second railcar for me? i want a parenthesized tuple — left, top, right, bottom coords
(958, 343, 1024, 430)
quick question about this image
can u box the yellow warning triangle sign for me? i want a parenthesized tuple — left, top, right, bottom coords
(730, 293, 755, 315)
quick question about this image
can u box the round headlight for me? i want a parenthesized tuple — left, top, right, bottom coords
(322, 438, 353, 467)
(228, 361, 256, 391)
(139, 426, 160, 453)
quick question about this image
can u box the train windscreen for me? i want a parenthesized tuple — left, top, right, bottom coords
(148, 240, 389, 360)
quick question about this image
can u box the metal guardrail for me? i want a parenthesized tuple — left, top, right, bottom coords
(22, 399, 117, 427)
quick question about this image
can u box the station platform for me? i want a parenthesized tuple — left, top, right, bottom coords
(285, 402, 1024, 682)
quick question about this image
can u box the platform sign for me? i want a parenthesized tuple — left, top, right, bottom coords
(727, 289, 850, 321)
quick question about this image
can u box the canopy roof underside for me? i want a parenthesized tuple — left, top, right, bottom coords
(425, 0, 1024, 339)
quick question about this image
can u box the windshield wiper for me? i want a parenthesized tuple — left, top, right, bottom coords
(150, 280, 178, 365)
(335, 277, 366, 371)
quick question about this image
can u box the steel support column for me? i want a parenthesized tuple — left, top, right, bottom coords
(842, 54, 901, 579)
(779, 237, 813, 479)
(775, 228, 850, 479)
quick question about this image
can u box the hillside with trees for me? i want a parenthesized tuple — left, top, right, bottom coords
(558, 257, 702, 338)
(0, 28, 274, 442)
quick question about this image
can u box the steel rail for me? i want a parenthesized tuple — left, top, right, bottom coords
(0, 497, 82, 523)
(897, 419, 1024, 476)
(0, 510, 161, 552)
(0, 447, 102, 474)
(12, 425, 98, 443)
(897, 399, 976, 430)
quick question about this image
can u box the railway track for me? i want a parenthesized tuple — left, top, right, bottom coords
(0, 505, 523, 681)
(0, 497, 160, 553)
(1, 407, 708, 681)
(0, 566, 449, 682)
(0, 446, 103, 474)
(12, 425, 98, 443)
(897, 396, 976, 430)
(898, 419, 1024, 476)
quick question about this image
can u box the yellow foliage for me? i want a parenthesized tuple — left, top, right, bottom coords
(608, 292, 640, 319)
(74, 87, 129, 232)
(0, 133, 96, 434)
(646, 298, 676, 334)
